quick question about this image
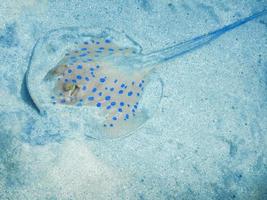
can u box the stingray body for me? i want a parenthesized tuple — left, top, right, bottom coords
(27, 9, 266, 139)
(47, 38, 147, 128)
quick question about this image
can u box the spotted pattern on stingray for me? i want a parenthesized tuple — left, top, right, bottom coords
(49, 37, 146, 128)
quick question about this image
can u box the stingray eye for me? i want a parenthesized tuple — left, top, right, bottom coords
(52, 64, 68, 75)
(63, 82, 75, 92)
(63, 83, 80, 96)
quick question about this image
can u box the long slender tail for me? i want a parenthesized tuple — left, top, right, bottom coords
(140, 9, 266, 66)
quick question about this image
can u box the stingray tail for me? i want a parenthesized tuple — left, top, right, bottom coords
(141, 9, 266, 66)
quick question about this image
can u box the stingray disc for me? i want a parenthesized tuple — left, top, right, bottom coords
(27, 27, 163, 139)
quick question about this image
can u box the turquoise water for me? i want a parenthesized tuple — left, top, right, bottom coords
(0, 1, 266, 199)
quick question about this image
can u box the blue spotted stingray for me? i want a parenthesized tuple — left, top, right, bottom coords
(47, 38, 149, 128)
(27, 10, 266, 139)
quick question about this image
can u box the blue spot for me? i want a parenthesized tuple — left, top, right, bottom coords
(81, 47, 87, 51)
(134, 105, 138, 109)
(85, 77, 90, 81)
(84, 41, 89, 44)
(98, 92, 102, 96)
(87, 59, 93, 62)
(110, 124, 114, 127)
(125, 114, 129, 119)
(96, 41, 100, 44)
(64, 79, 68, 82)
(68, 69, 72, 74)
(114, 79, 118, 83)
(121, 84, 125, 88)
(80, 53, 87, 57)
(96, 102, 101, 107)
(109, 48, 114, 51)
(72, 79, 77, 83)
(51, 96, 55, 99)
(106, 105, 111, 110)
(110, 87, 114, 91)
(132, 109, 135, 113)
(96, 65, 100, 69)
(120, 102, 125, 106)
(76, 75, 82, 80)
(82, 86, 87, 91)
(132, 81, 135, 85)
(142, 80, 145, 83)
(90, 67, 94, 71)
(111, 102, 116, 106)
(137, 93, 140, 96)
(105, 96, 111, 100)
(88, 96, 94, 101)
(112, 116, 117, 121)
(100, 77, 106, 83)
(79, 99, 83, 102)
(139, 83, 142, 88)
(92, 87, 97, 92)
(77, 65, 83, 69)
(118, 108, 122, 112)
(105, 39, 111, 43)
(118, 90, 123, 94)
(60, 99, 66, 104)
(99, 47, 104, 50)
(128, 91, 133, 96)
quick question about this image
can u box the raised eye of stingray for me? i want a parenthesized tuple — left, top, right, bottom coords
(63, 82, 75, 92)
(53, 64, 68, 75)
(63, 83, 80, 96)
